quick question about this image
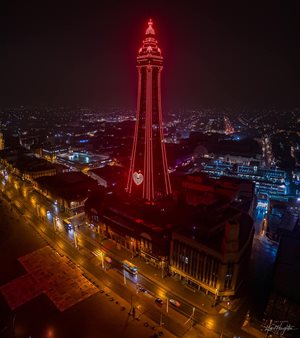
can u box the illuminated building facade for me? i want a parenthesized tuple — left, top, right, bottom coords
(170, 208, 254, 299)
(0, 124, 4, 150)
(127, 19, 172, 202)
(85, 172, 255, 287)
(0, 132, 4, 151)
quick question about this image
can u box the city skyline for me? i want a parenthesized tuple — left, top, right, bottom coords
(1, 4, 300, 338)
(2, 1, 300, 108)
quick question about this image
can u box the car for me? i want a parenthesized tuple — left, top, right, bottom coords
(138, 286, 147, 293)
(105, 256, 112, 264)
(155, 298, 164, 306)
(169, 299, 181, 307)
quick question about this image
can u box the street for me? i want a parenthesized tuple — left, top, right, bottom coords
(1, 168, 278, 337)
(0, 171, 226, 337)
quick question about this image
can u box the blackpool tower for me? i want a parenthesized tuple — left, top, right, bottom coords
(126, 19, 172, 202)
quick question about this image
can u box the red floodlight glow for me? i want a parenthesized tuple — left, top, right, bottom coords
(126, 19, 172, 202)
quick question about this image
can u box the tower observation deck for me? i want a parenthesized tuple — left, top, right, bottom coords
(126, 19, 172, 202)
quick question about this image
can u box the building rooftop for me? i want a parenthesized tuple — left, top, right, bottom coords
(86, 191, 177, 236)
(9, 154, 56, 173)
(215, 138, 262, 158)
(90, 165, 126, 185)
(37, 172, 99, 201)
(272, 221, 300, 302)
(173, 205, 253, 255)
(268, 203, 298, 233)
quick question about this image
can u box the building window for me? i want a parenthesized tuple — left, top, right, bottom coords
(224, 263, 234, 290)
(92, 215, 99, 222)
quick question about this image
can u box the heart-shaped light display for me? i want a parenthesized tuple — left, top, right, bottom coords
(133, 171, 144, 186)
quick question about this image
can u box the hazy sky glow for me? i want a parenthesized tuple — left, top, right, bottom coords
(1, 1, 300, 108)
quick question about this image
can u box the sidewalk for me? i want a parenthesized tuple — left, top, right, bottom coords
(4, 203, 175, 338)
(78, 225, 234, 317)
(1, 174, 231, 337)
(78, 226, 252, 338)
(1, 170, 237, 317)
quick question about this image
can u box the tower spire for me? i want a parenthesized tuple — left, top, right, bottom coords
(146, 18, 155, 35)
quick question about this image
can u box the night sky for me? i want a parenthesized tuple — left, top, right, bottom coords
(1, 1, 300, 108)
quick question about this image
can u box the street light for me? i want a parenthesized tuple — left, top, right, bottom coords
(159, 307, 164, 327)
(131, 239, 134, 259)
(123, 270, 126, 285)
(99, 250, 105, 269)
(74, 229, 78, 249)
(214, 288, 219, 307)
(36, 203, 40, 217)
(129, 294, 133, 314)
(161, 259, 165, 279)
(53, 215, 57, 231)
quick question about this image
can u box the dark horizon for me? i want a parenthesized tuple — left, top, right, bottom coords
(1, 1, 300, 109)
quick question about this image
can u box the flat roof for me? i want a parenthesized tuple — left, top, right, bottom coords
(37, 172, 99, 201)
(86, 192, 176, 235)
(58, 152, 109, 165)
(90, 165, 125, 181)
(173, 206, 253, 254)
(272, 222, 300, 302)
(11, 155, 56, 173)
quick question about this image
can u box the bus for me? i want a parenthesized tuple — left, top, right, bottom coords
(123, 260, 138, 275)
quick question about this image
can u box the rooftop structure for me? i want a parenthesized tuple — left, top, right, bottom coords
(36, 172, 99, 214)
(57, 151, 111, 170)
(0, 149, 57, 181)
(88, 165, 126, 189)
(199, 161, 288, 197)
(264, 221, 300, 330)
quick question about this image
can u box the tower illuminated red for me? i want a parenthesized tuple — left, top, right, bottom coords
(127, 19, 172, 202)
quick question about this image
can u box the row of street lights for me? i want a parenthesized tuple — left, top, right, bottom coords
(6, 173, 204, 335)
(9, 175, 220, 335)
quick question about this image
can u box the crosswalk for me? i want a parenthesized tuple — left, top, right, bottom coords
(92, 249, 103, 257)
